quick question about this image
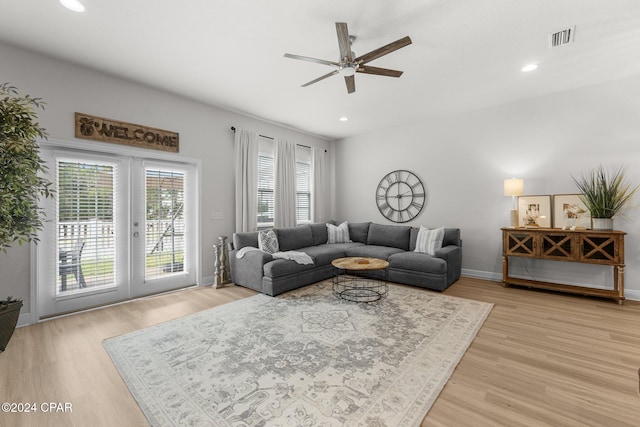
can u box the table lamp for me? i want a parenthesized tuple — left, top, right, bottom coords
(504, 178, 524, 227)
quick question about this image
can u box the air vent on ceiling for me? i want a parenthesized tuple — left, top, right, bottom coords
(549, 26, 576, 47)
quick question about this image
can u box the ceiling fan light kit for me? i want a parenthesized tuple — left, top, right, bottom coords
(340, 64, 358, 76)
(284, 22, 412, 94)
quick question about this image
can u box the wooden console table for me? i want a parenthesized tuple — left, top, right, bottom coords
(501, 227, 626, 304)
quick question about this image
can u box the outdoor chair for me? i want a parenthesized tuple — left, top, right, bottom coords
(59, 241, 86, 291)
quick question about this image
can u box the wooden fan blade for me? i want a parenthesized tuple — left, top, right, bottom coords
(336, 22, 353, 62)
(357, 65, 404, 78)
(354, 36, 412, 65)
(284, 53, 340, 67)
(344, 75, 355, 94)
(301, 70, 340, 87)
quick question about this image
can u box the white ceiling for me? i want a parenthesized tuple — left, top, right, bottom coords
(1, 1, 640, 140)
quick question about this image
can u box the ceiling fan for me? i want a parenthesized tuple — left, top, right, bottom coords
(284, 22, 412, 94)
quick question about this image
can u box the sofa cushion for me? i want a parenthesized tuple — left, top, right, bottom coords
(276, 225, 314, 251)
(348, 222, 371, 244)
(309, 222, 329, 246)
(258, 229, 279, 253)
(415, 226, 445, 255)
(298, 244, 349, 265)
(443, 228, 461, 246)
(367, 223, 411, 250)
(345, 245, 405, 260)
(409, 227, 419, 251)
(318, 242, 365, 254)
(327, 222, 351, 243)
(388, 251, 447, 274)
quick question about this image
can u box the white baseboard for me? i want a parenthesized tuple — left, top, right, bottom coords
(201, 275, 214, 286)
(16, 312, 33, 328)
(461, 268, 502, 282)
(624, 289, 640, 301)
(461, 269, 639, 302)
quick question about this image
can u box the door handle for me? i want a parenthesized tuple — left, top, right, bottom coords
(133, 232, 139, 237)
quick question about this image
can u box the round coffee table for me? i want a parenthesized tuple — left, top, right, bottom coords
(331, 257, 389, 302)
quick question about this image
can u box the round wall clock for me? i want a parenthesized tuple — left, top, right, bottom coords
(376, 170, 426, 223)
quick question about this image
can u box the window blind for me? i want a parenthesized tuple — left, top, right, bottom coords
(57, 160, 116, 292)
(296, 161, 311, 222)
(257, 154, 275, 225)
(145, 168, 186, 280)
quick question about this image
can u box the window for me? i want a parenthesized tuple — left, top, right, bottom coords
(256, 154, 311, 227)
(257, 154, 274, 226)
(296, 160, 311, 223)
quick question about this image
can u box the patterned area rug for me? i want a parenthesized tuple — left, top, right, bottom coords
(103, 281, 492, 426)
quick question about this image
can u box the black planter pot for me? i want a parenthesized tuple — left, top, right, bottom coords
(0, 300, 23, 352)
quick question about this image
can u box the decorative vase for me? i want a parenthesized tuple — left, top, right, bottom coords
(0, 300, 23, 352)
(592, 218, 614, 231)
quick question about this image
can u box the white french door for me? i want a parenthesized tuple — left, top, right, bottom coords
(37, 147, 198, 318)
(131, 159, 197, 298)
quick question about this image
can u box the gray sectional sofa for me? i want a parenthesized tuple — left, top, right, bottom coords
(229, 222, 462, 296)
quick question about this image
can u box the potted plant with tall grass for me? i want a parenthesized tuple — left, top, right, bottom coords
(0, 82, 54, 351)
(572, 165, 638, 230)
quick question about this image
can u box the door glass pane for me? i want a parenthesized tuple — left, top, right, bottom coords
(145, 169, 185, 280)
(57, 161, 116, 293)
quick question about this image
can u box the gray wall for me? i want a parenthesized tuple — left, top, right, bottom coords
(0, 42, 334, 321)
(335, 73, 640, 300)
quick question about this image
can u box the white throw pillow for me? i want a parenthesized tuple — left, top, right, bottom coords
(327, 221, 351, 244)
(258, 229, 279, 254)
(414, 226, 445, 255)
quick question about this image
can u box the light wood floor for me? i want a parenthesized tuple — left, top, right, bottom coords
(1, 277, 639, 427)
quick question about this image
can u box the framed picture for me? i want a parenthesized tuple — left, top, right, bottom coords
(553, 194, 591, 229)
(517, 195, 552, 228)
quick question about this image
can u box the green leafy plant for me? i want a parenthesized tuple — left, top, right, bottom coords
(572, 165, 639, 219)
(0, 83, 54, 251)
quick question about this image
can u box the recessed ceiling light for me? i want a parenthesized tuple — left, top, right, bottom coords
(60, 0, 85, 12)
(521, 63, 538, 72)
(339, 116, 348, 122)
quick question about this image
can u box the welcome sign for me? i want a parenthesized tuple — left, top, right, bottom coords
(74, 113, 179, 153)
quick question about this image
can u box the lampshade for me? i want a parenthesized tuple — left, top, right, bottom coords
(504, 178, 524, 196)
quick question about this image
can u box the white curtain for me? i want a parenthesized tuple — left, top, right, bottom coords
(311, 147, 327, 222)
(274, 138, 296, 228)
(234, 129, 258, 232)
